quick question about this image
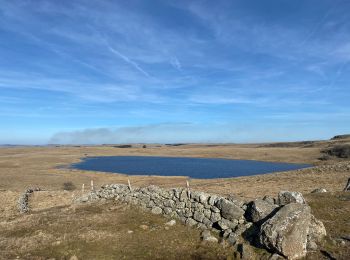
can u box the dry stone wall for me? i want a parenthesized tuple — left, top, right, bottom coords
(18, 187, 41, 213)
(79, 185, 326, 259)
(84, 184, 249, 235)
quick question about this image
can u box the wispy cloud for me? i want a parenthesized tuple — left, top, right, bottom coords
(1, 0, 350, 143)
(170, 57, 182, 71)
(107, 45, 151, 78)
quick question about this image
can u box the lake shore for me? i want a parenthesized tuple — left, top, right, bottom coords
(0, 138, 349, 198)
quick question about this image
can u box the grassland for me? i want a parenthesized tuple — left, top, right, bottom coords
(0, 137, 349, 259)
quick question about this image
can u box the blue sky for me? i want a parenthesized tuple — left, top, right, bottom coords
(0, 0, 349, 144)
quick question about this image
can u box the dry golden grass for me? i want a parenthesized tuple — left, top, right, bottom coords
(0, 139, 349, 259)
(0, 192, 234, 260)
(0, 141, 348, 199)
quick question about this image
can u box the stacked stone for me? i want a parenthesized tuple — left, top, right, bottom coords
(18, 187, 41, 213)
(79, 185, 327, 260)
(90, 184, 249, 243)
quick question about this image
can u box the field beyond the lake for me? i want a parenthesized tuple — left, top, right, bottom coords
(1, 136, 349, 259)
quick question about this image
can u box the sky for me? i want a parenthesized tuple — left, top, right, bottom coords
(0, 0, 350, 144)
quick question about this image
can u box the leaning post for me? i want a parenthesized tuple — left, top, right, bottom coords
(344, 177, 350, 191)
(186, 180, 191, 198)
(128, 178, 132, 191)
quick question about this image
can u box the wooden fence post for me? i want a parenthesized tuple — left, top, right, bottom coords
(128, 178, 132, 191)
(186, 180, 190, 197)
(344, 178, 350, 191)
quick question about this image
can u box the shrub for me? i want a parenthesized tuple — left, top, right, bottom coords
(63, 182, 76, 191)
(323, 145, 350, 158)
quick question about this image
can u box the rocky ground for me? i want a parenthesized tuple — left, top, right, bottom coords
(0, 187, 349, 259)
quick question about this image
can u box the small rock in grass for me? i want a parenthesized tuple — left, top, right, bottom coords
(311, 188, 327, 193)
(127, 230, 134, 234)
(165, 219, 176, 226)
(151, 206, 162, 215)
(227, 233, 237, 246)
(201, 230, 218, 243)
(139, 224, 149, 230)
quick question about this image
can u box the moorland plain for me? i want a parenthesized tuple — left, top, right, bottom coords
(0, 137, 349, 259)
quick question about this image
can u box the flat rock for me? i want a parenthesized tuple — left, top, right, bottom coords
(216, 198, 245, 221)
(278, 191, 306, 205)
(246, 199, 279, 223)
(217, 218, 237, 230)
(165, 219, 176, 226)
(311, 188, 327, 194)
(185, 218, 197, 227)
(201, 230, 218, 243)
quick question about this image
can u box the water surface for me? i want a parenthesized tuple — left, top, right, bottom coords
(71, 156, 311, 179)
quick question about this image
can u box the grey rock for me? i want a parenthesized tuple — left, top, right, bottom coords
(227, 194, 245, 207)
(191, 190, 201, 202)
(163, 199, 175, 208)
(222, 229, 233, 238)
(311, 188, 327, 193)
(208, 195, 218, 205)
(269, 254, 284, 260)
(185, 218, 198, 227)
(211, 206, 220, 213)
(234, 224, 247, 236)
(218, 219, 237, 230)
(246, 199, 279, 223)
(183, 208, 193, 217)
(260, 203, 312, 259)
(193, 211, 205, 222)
(163, 207, 173, 215)
(263, 195, 276, 205)
(227, 233, 237, 246)
(201, 230, 218, 243)
(165, 219, 176, 226)
(278, 191, 306, 205)
(203, 209, 211, 219)
(197, 223, 207, 230)
(307, 241, 318, 251)
(210, 212, 221, 223)
(175, 201, 185, 209)
(216, 198, 245, 221)
(199, 192, 209, 204)
(151, 206, 162, 215)
(307, 215, 326, 247)
(179, 189, 188, 201)
(202, 217, 213, 228)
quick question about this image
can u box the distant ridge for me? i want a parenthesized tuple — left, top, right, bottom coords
(331, 134, 350, 140)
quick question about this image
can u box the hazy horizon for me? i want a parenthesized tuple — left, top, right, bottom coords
(1, 0, 350, 144)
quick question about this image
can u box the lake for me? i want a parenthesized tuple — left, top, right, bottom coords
(71, 156, 311, 179)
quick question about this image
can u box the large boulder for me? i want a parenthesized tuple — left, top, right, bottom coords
(216, 198, 245, 221)
(246, 199, 279, 223)
(259, 203, 312, 259)
(278, 191, 305, 205)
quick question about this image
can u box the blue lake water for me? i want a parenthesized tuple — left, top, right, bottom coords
(71, 156, 311, 179)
